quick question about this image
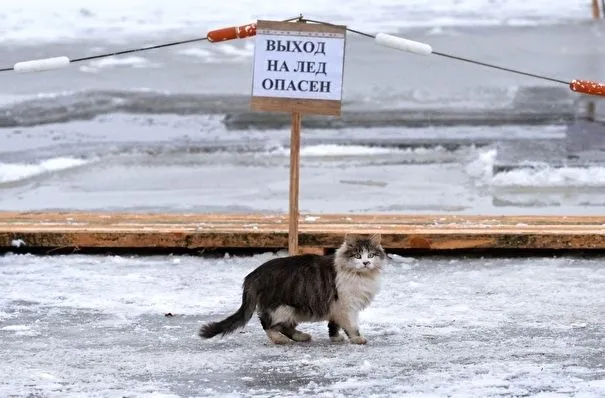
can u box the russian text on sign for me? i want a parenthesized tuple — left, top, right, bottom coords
(265, 39, 327, 55)
(250, 20, 346, 111)
(261, 78, 331, 93)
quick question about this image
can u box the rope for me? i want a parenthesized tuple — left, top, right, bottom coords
(0, 15, 584, 88)
(70, 37, 209, 64)
(303, 17, 569, 86)
(427, 52, 568, 85)
(0, 37, 208, 73)
(0, 15, 303, 73)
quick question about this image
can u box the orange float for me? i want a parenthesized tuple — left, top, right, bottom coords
(569, 79, 605, 97)
(207, 23, 257, 42)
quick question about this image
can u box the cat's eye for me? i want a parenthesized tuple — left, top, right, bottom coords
(368, 253, 375, 258)
(354, 253, 361, 259)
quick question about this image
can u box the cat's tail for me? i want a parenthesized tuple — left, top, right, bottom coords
(198, 281, 258, 339)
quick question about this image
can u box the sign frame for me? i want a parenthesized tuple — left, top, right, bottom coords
(250, 20, 347, 117)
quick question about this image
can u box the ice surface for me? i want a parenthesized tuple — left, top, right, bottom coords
(1, 253, 604, 396)
(0, 113, 603, 215)
(79, 56, 160, 73)
(0, 1, 592, 44)
(492, 165, 605, 188)
(268, 144, 427, 157)
(0, 156, 90, 184)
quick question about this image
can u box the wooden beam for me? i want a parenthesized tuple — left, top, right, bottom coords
(1, 212, 605, 253)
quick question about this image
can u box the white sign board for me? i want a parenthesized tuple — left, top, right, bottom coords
(250, 20, 346, 115)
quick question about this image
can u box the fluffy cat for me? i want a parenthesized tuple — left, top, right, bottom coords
(199, 233, 386, 345)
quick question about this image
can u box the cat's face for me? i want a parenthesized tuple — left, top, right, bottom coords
(337, 234, 386, 274)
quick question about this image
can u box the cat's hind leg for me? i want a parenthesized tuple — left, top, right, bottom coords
(266, 329, 292, 345)
(277, 323, 312, 342)
(272, 306, 314, 342)
(259, 310, 291, 344)
(328, 320, 345, 342)
(292, 329, 312, 342)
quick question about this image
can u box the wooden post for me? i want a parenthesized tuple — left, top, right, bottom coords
(289, 112, 302, 255)
(587, 0, 600, 120)
(593, 0, 601, 19)
(249, 20, 346, 256)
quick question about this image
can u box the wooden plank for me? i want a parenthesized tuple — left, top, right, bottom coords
(250, 97, 341, 116)
(257, 19, 347, 35)
(1, 230, 605, 251)
(2, 212, 605, 225)
(1, 212, 605, 252)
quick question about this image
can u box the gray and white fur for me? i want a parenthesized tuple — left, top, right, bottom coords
(199, 234, 386, 345)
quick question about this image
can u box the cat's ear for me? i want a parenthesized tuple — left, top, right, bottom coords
(369, 233, 381, 246)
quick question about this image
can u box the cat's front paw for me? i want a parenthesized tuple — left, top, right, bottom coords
(349, 335, 367, 345)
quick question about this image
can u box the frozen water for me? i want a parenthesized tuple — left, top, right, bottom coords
(79, 56, 160, 74)
(0, 157, 90, 184)
(1, 252, 604, 396)
(0, 1, 593, 44)
(1, 114, 603, 215)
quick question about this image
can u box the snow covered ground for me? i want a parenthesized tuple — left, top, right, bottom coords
(1, 252, 604, 397)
